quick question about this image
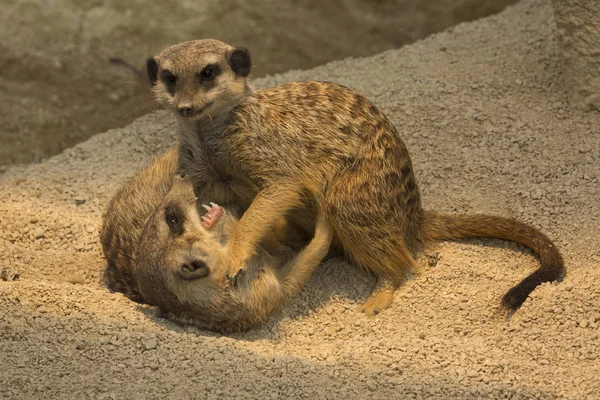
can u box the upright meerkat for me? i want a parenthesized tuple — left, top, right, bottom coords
(147, 39, 565, 315)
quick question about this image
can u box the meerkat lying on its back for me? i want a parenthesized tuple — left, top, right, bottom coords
(147, 39, 565, 316)
(101, 149, 332, 332)
(133, 176, 332, 333)
(101, 148, 179, 302)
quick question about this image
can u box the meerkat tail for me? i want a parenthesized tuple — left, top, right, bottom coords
(419, 211, 565, 310)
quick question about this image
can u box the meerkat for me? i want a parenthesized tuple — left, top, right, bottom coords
(101, 148, 330, 332)
(146, 39, 565, 316)
(100, 147, 179, 302)
(132, 175, 332, 333)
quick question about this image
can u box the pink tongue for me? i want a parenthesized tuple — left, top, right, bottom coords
(201, 206, 223, 228)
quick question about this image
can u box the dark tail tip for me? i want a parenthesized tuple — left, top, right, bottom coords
(501, 283, 533, 310)
(501, 266, 565, 310)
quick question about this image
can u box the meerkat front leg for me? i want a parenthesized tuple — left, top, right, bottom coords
(227, 185, 303, 280)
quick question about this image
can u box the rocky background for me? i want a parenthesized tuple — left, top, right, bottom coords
(0, 0, 518, 165)
(1, 1, 599, 398)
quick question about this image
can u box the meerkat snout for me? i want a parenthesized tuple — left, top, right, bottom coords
(178, 106, 195, 117)
(178, 259, 210, 280)
(146, 39, 252, 123)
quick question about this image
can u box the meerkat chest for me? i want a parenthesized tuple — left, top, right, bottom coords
(176, 129, 257, 207)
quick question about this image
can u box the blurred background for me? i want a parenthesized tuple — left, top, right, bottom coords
(0, 0, 517, 166)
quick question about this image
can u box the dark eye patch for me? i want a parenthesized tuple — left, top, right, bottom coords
(164, 203, 185, 235)
(160, 70, 177, 92)
(197, 64, 221, 83)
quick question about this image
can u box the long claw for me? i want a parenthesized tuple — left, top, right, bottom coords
(230, 268, 246, 288)
(202, 204, 212, 212)
(210, 202, 219, 208)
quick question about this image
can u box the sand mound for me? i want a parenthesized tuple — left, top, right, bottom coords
(1, 0, 599, 398)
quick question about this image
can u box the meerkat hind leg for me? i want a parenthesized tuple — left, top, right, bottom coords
(325, 167, 419, 316)
(328, 220, 416, 316)
(350, 240, 413, 316)
(358, 278, 399, 316)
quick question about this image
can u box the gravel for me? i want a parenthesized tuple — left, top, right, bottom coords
(1, 0, 599, 399)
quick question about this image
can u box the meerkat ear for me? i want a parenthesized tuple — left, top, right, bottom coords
(146, 57, 159, 85)
(229, 48, 251, 77)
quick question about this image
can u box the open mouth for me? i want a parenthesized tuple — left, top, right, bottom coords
(200, 202, 223, 228)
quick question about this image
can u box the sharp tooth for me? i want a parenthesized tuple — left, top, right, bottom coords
(202, 204, 211, 212)
(210, 202, 218, 208)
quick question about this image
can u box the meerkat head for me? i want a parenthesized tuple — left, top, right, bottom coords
(134, 176, 284, 332)
(147, 39, 252, 124)
(134, 175, 232, 307)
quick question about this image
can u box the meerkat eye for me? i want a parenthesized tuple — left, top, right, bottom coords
(198, 65, 219, 82)
(166, 212, 179, 226)
(165, 205, 184, 235)
(161, 71, 177, 85)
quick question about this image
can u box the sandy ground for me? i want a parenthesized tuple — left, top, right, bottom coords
(1, 0, 599, 398)
(0, 0, 517, 166)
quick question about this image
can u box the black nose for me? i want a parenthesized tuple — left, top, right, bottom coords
(178, 260, 209, 280)
(178, 106, 194, 117)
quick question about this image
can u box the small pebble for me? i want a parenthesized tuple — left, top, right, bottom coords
(580, 320, 589, 328)
(33, 228, 45, 239)
(366, 380, 377, 391)
(565, 284, 574, 292)
(68, 273, 85, 285)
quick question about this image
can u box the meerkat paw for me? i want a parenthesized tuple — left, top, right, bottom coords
(201, 202, 223, 229)
(227, 266, 250, 289)
(227, 266, 247, 288)
(359, 283, 396, 316)
(226, 253, 248, 285)
(358, 295, 393, 317)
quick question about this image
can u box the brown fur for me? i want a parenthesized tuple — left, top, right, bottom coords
(133, 176, 332, 333)
(101, 149, 332, 331)
(100, 148, 179, 302)
(148, 39, 565, 315)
